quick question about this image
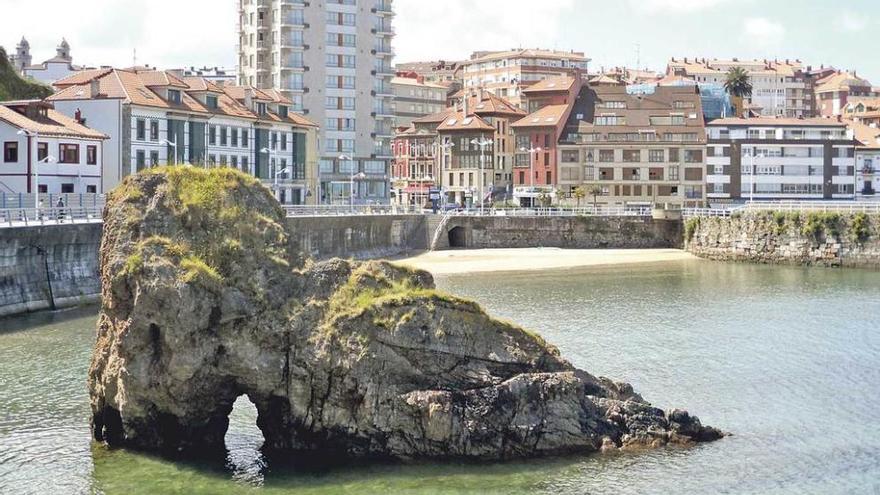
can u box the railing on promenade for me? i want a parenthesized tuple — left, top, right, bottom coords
(0, 207, 104, 228)
(283, 204, 422, 217)
(684, 201, 880, 218)
(0, 193, 106, 210)
(445, 206, 654, 217)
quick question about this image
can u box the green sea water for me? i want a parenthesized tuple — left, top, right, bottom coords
(1, 258, 879, 494)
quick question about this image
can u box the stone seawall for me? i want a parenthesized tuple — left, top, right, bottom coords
(686, 212, 880, 269)
(433, 216, 682, 250)
(285, 215, 428, 260)
(0, 223, 103, 318)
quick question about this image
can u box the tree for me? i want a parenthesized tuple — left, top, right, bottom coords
(724, 67, 753, 117)
(572, 186, 586, 208)
(588, 185, 603, 211)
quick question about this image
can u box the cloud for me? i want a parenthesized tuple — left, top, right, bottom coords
(632, 0, 733, 13)
(835, 11, 868, 32)
(394, 0, 575, 63)
(741, 17, 785, 48)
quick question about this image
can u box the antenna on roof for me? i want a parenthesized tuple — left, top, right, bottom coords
(133, 48, 137, 67)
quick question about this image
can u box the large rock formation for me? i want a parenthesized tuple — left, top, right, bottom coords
(89, 167, 722, 460)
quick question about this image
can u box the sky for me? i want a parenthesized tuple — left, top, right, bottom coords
(1, 0, 877, 82)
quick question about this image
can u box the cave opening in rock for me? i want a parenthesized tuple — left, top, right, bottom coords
(224, 395, 267, 484)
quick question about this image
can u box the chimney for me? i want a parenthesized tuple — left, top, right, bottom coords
(245, 87, 254, 109)
(837, 115, 842, 122)
(74, 108, 82, 123)
(463, 93, 469, 116)
(90, 79, 100, 98)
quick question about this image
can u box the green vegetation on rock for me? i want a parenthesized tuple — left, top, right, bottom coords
(0, 47, 52, 101)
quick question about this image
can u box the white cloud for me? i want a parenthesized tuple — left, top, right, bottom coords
(632, 0, 733, 13)
(741, 17, 785, 48)
(394, 0, 575, 63)
(835, 11, 868, 32)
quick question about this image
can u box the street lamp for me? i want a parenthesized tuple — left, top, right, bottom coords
(17, 129, 40, 198)
(471, 137, 493, 214)
(161, 139, 178, 166)
(520, 146, 543, 207)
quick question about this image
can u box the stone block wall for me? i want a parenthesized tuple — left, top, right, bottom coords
(686, 212, 880, 269)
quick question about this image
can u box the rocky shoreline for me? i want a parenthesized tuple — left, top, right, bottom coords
(88, 167, 723, 461)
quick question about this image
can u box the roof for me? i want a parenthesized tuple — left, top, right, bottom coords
(815, 71, 873, 94)
(511, 104, 569, 128)
(667, 58, 804, 77)
(845, 97, 880, 111)
(463, 91, 526, 117)
(53, 68, 114, 88)
(0, 103, 107, 140)
(522, 76, 576, 94)
(48, 68, 317, 128)
(436, 112, 494, 132)
(588, 74, 623, 86)
(390, 76, 448, 89)
(411, 109, 457, 124)
(847, 120, 880, 149)
(466, 48, 590, 65)
(708, 117, 848, 127)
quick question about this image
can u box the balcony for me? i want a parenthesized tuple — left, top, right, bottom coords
(374, 64, 395, 77)
(374, 43, 394, 57)
(374, 2, 394, 16)
(280, 14, 306, 27)
(280, 37, 306, 50)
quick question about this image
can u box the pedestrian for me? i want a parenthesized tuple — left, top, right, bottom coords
(56, 197, 65, 220)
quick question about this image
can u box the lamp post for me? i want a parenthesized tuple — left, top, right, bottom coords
(338, 154, 353, 208)
(470, 137, 493, 214)
(17, 129, 38, 197)
(520, 146, 543, 207)
(161, 139, 178, 166)
(437, 140, 454, 206)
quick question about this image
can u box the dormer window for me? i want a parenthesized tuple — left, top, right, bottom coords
(206, 95, 218, 109)
(279, 105, 289, 118)
(257, 102, 267, 116)
(168, 89, 181, 104)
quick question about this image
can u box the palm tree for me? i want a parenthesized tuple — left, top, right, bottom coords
(572, 186, 586, 208)
(724, 67, 753, 117)
(588, 185, 603, 211)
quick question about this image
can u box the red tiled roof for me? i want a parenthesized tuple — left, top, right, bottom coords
(0, 103, 107, 139)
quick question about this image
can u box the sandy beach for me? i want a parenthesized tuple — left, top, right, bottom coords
(396, 248, 698, 275)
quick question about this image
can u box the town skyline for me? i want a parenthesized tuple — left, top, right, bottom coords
(2, 0, 878, 81)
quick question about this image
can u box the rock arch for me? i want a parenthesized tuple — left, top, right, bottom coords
(89, 168, 722, 460)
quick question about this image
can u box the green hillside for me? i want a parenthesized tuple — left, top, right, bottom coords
(0, 47, 52, 101)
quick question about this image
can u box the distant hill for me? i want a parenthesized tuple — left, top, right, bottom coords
(0, 47, 52, 101)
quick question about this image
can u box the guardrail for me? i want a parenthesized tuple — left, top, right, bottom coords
(283, 205, 423, 217)
(446, 207, 654, 217)
(684, 202, 880, 217)
(0, 207, 104, 228)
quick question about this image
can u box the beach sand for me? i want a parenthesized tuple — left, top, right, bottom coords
(396, 248, 698, 275)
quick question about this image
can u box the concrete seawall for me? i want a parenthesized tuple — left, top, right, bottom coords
(686, 212, 880, 269)
(0, 214, 683, 318)
(0, 224, 103, 318)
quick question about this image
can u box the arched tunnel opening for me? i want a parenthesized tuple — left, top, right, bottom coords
(448, 226, 467, 248)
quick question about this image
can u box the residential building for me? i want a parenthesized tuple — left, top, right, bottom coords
(558, 85, 708, 208)
(705, 117, 857, 202)
(435, 111, 496, 207)
(849, 120, 880, 199)
(391, 109, 447, 206)
(814, 70, 876, 117)
(13, 38, 86, 85)
(0, 100, 107, 194)
(511, 75, 585, 204)
(667, 57, 814, 118)
(843, 97, 880, 126)
(236, 0, 395, 204)
(460, 48, 590, 108)
(171, 66, 237, 85)
(395, 60, 462, 85)
(46, 68, 320, 204)
(391, 74, 447, 128)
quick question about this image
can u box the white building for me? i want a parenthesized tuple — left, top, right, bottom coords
(667, 58, 814, 118)
(0, 100, 107, 195)
(849, 120, 880, 199)
(705, 117, 857, 203)
(15, 38, 86, 85)
(46, 68, 320, 204)
(237, 0, 395, 204)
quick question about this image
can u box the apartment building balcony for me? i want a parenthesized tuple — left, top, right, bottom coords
(280, 38, 306, 50)
(374, 1, 394, 16)
(281, 0, 307, 6)
(374, 65, 395, 77)
(280, 14, 306, 27)
(373, 23, 395, 36)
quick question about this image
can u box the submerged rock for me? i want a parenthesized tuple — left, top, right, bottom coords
(89, 167, 723, 460)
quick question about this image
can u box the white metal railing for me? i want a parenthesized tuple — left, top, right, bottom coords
(0, 207, 104, 228)
(283, 204, 422, 217)
(446, 206, 654, 218)
(684, 201, 880, 217)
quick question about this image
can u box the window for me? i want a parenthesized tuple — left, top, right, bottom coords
(150, 150, 159, 166)
(87, 145, 97, 165)
(209, 126, 217, 145)
(150, 120, 159, 141)
(220, 127, 228, 146)
(668, 166, 680, 181)
(241, 156, 249, 174)
(61, 183, 74, 193)
(206, 95, 218, 109)
(649, 149, 664, 163)
(684, 149, 703, 163)
(598, 149, 614, 162)
(136, 119, 146, 141)
(622, 150, 641, 162)
(168, 89, 181, 104)
(231, 128, 239, 147)
(561, 150, 580, 163)
(59, 144, 79, 164)
(136, 150, 146, 171)
(37, 142, 48, 161)
(3, 142, 17, 162)
(241, 130, 249, 148)
(86, 185, 97, 194)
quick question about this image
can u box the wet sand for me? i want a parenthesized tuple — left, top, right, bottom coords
(396, 248, 698, 275)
